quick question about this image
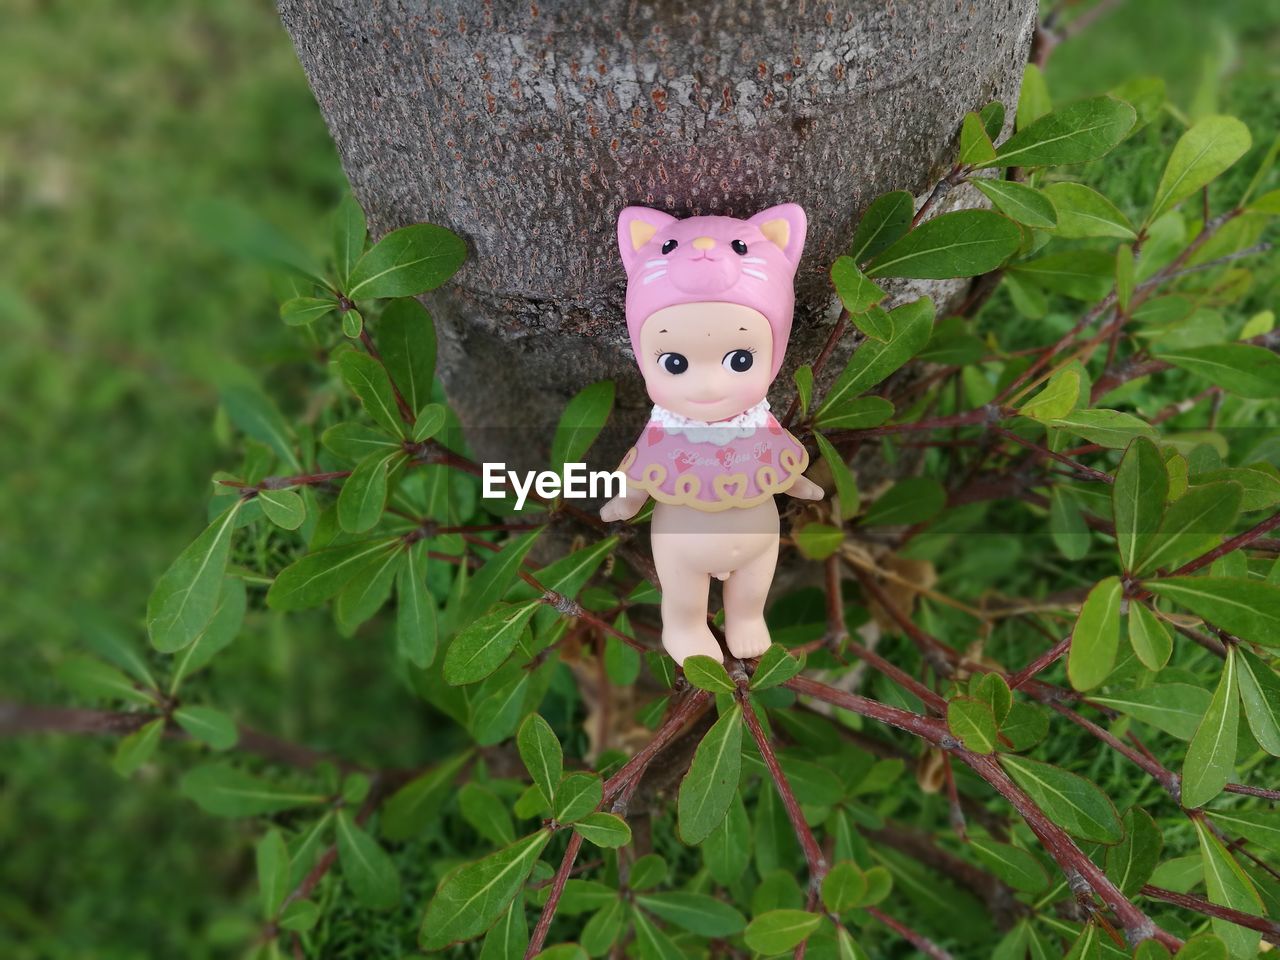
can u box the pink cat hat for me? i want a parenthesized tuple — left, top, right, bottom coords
(616, 204, 807, 378)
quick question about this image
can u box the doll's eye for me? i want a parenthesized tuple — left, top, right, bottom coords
(723, 349, 754, 373)
(658, 352, 688, 374)
(661, 239, 678, 255)
(731, 239, 748, 255)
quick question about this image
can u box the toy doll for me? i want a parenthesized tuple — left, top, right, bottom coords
(600, 203, 824, 665)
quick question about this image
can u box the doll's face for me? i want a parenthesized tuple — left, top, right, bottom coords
(637, 302, 774, 422)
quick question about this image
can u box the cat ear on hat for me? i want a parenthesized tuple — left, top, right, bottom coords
(748, 203, 807, 269)
(617, 206, 677, 275)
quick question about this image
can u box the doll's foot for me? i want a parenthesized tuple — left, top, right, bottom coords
(663, 624, 723, 665)
(725, 618, 772, 660)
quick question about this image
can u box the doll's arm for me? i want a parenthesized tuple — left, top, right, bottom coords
(785, 476, 825, 501)
(600, 486, 650, 522)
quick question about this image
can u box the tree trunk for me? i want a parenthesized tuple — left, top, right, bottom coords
(279, 0, 1036, 472)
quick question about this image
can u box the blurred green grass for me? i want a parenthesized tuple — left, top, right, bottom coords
(0, 0, 1275, 955)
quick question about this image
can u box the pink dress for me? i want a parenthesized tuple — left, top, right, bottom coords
(619, 406, 809, 513)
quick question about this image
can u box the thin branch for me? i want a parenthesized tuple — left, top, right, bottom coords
(867, 906, 955, 960)
(1141, 885, 1280, 939)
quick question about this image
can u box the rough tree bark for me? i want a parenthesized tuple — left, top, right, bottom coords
(279, 0, 1037, 472)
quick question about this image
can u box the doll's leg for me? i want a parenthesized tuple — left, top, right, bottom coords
(652, 541, 721, 664)
(722, 537, 779, 660)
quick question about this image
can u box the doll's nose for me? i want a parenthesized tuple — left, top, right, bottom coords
(691, 237, 716, 250)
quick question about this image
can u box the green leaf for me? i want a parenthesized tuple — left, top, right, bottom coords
(636, 892, 745, 937)
(170, 577, 246, 692)
(678, 703, 744, 845)
(553, 772, 603, 824)
(848, 191, 914, 264)
(346, 223, 466, 300)
(1049, 409, 1156, 448)
(341, 307, 364, 339)
(751, 645, 803, 691)
(332, 193, 367, 285)
(218, 375, 300, 470)
(257, 489, 306, 530)
(1050, 486, 1091, 561)
(267, 537, 399, 611)
(793, 365, 813, 416)
(1113, 437, 1168, 573)
(980, 100, 1006, 141)
(1197, 467, 1280, 514)
(463, 529, 542, 623)
(443, 599, 541, 685)
(280, 296, 336, 326)
(174, 705, 238, 750)
(1160, 344, 1280, 400)
(794, 523, 843, 561)
(989, 96, 1135, 167)
(818, 297, 934, 416)
(1042, 182, 1136, 239)
(179, 763, 326, 817)
(862, 477, 945, 527)
(580, 898, 625, 956)
(743, 910, 822, 955)
(256, 829, 290, 919)
(974, 179, 1057, 228)
(1175, 933, 1228, 960)
(573, 812, 631, 848)
(322, 422, 402, 461)
(412, 403, 446, 442)
(337, 349, 406, 437)
(279, 898, 318, 933)
(633, 909, 684, 960)
(1010, 249, 1115, 300)
(396, 545, 437, 668)
(113, 718, 165, 777)
(969, 837, 1048, 894)
(421, 830, 551, 950)
(999, 755, 1122, 842)
(337, 451, 396, 534)
(147, 502, 242, 652)
(1138, 483, 1241, 575)
(550, 380, 615, 475)
(1206, 808, 1280, 856)
(459, 783, 515, 845)
(1063, 923, 1102, 960)
(973, 672, 1012, 724)
(1194, 819, 1263, 959)
(1181, 648, 1240, 808)
(814, 431, 859, 520)
(1149, 116, 1252, 222)
(480, 898, 529, 960)
(381, 752, 471, 841)
(378, 297, 437, 414)
(1091, 685, 1212, 740)
(518, 714, 563, 805)
(822, 861, 868, 912)
(865, 210, 1020, 279)
(334, 541, 402, 633)
(1145, 577, 1280, 646)
(630, 855, 667, 892)
(814, 395, 895, 431)
(1017, 64, 1051, 129)
(57, 655, 154, 707)
(1019, 368, 1082, 422)
(703, 792, 750, 885)
(1235, 648, 1280, 755)
(1068, 576, 1123, 691)
(1105, 807, 1162, 897)
(959, 111, 997, 165)
(948, 697, 998, 754)
(831, 257, 886, 314)
(1128, 602, 1174, 672)
(683, 654, 736, 694)
(189, 198, 326, 283)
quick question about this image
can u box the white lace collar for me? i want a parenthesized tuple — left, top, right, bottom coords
(650, 399, 770, 444)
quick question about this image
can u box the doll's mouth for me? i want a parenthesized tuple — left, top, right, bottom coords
(690, 254, 720, 262)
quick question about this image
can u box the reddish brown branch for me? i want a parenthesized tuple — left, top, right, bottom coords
(1142, 885, 1280, 938)
(867, 906, 955, 960)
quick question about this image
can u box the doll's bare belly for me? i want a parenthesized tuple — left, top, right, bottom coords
(650, 499, 779, 575)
